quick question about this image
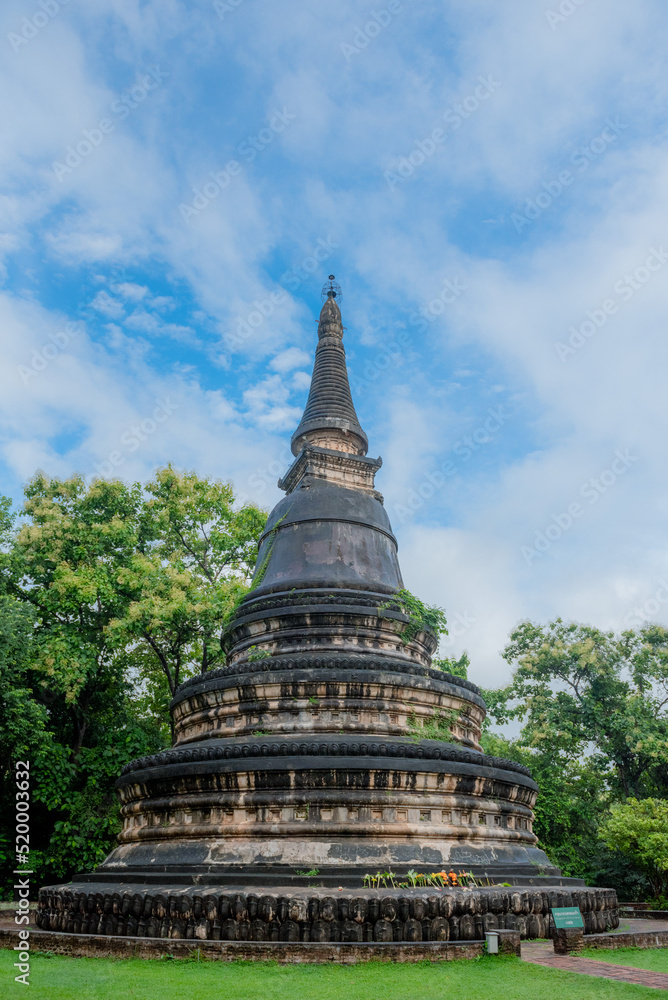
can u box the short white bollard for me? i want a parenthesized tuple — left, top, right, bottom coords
(485, 931, 499, 954)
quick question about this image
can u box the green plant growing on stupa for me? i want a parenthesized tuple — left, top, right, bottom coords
(251, 504, 294, 587)
(434, 651, 470, 679)
(247, 646, 271, 662)
(407, 708, 461, 743)
(379, 589, 448, 645)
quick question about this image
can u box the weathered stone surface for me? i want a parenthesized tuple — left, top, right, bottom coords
(37, 290, 619, 951)
(496, 930, 521, 955)
(553, 927, 584, 954)
(2, 924, 495, 962)
(35, 885, 619, 942)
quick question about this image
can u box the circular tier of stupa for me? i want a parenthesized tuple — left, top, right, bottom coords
(37, 284, 619, 943)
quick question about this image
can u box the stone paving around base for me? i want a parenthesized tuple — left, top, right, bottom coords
(522, 936, 668, 990)
(615, 918, 668, 933)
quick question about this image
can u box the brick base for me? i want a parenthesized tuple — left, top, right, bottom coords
(585, 929, 668, 951)
(553, 927, 584, 954)
(0, 926, 488, 963)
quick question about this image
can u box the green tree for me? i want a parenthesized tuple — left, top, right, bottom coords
(482, 617, 668, 900)
(434, 651, 469, 678)
(600, 798, 668, 901)
(0, 597, 45, 765)
(0, 588, 163, 896)
(4, 474, 144, 753)
(479, 729, 648, 897)
(0, 467, 265, 895)
(493, 618, 668, 799)
(380, 589, 448, 645)
(109, 467, 265, 701)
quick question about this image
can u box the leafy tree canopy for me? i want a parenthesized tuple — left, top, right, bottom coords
(0, 467, 265, 895)
(434, 651, 469, 679)
(600, 798, 668, 899)
(488, 618, 668, 799)
(108, 467, 266, 699)
(482, 618, 668, 902)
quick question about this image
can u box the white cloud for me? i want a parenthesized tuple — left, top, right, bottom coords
(291, 370, 311, 391)
(1, 0, 668, 690)
(124, 309, 199, 346)
(0, 290, 279, 504)
(90, 290, 125, 319)
(242, 375, 303, 432)
(113, 282, 148, 302)
(269, 347, 311, 372)
(45, 230, 124, 263)
(149, 295, 175, 311)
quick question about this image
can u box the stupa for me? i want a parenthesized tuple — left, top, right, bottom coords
(37, 280, 618, 944)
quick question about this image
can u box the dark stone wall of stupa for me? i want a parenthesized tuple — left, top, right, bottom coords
(171, 655, 486, 750)
(36, 289, 619, 945)
(37, 884, 620, 942)
(110, 734, 539, 868)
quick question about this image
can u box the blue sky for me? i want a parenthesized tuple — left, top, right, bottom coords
(2, 0, 668, 686)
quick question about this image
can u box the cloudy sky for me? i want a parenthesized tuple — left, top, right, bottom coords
(2, 0, 668, 688)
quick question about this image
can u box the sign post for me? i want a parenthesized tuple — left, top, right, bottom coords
(551, 907, 585, 954)
(551, 907, 584, 929)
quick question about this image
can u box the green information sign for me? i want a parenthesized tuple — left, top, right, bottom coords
(551, 906, 584, 929)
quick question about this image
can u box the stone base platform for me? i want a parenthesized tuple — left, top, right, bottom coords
(37, 883, 619, 943)
(1, 926, 508, 963)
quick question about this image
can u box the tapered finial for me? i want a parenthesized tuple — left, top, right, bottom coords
(321, 275, 342, 304)
(291, 280, 368, 458)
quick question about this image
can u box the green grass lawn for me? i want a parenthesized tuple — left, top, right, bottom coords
(1, 949, 663, 1000)
(581, 946, 668, 973)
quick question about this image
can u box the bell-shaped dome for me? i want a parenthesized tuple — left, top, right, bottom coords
(250, 480, 403, 596)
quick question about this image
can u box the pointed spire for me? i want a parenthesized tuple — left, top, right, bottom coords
(291, 291, 368, 457)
